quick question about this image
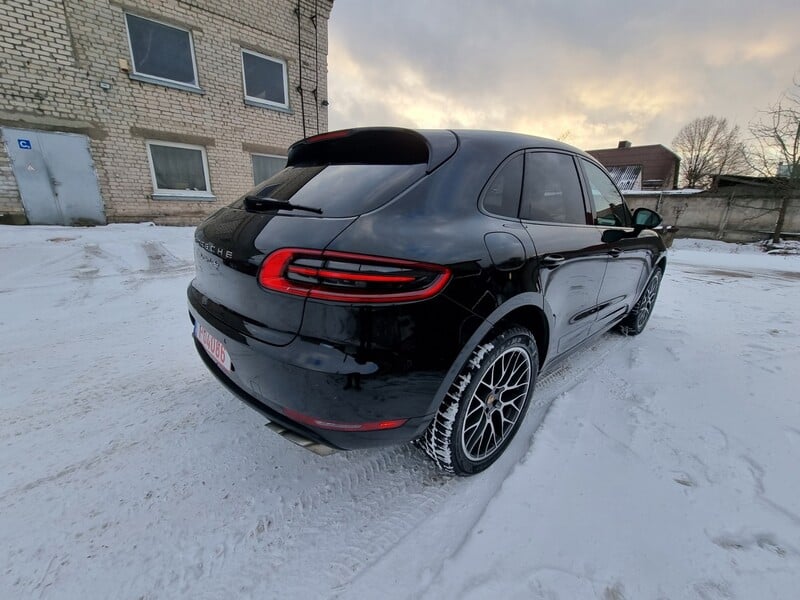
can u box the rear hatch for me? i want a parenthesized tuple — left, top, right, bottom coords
(190, 128, 458, 345)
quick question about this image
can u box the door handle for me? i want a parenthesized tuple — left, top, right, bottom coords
(541, 254, 565, 268)
(607, 248, 622, 258)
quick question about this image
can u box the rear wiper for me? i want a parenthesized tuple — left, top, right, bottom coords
(244, 195, 323, 214)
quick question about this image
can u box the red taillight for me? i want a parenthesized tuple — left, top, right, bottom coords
(287, 266, 416, 284)
(302, 129, 352, 143)
(258, 248, 451, 303)
(282, 407, 408, 431)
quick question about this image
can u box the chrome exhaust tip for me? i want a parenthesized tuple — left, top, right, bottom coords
(265, 421, 338, 456)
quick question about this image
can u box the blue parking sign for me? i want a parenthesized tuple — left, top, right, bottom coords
(18, 139, 32, 150)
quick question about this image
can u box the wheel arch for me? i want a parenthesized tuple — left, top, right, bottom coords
(493, 305, 549, 369)
(423, 293, 550, 419)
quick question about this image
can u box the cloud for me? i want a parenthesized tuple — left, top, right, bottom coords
(327, 0, 800, 150)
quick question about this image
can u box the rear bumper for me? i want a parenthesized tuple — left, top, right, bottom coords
(188, 291, 442, 450)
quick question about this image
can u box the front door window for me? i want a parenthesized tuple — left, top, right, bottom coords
(581, 160, 632, 227)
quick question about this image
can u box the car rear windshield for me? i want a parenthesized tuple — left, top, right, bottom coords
(233, 162, 427, 217)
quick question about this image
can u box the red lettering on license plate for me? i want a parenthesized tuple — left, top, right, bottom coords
(195, 324, 232, 371)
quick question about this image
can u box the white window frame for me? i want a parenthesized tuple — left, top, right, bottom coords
(124, 13, 200, 91)
(241, 49, 290, 110)
(145, 140, 213, 199)
(251, 152, 287, 183)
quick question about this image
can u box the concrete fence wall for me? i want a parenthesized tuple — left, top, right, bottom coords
(625, 192, 800, 243)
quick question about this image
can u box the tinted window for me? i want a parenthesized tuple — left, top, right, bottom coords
(482, 154, 523, 218)
(242, 50, 288, 108)
(126, 14, 197, 85)
(252, 154, 286, 184)
(521, 152, 586, 224)
(235, 163, 427, 217)
(581, 159, 632, 227)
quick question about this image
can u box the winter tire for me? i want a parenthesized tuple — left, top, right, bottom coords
(420, 327, 538, 476)
(618, 268, 662, 336)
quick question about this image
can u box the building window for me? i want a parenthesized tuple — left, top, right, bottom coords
(146, 141, 212, 199)
(252, 154, 287, 184)
(125, 14, 199, 89)
(241, 49, 289, 109)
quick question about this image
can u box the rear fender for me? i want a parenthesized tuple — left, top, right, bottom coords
(422, 292, 552, 418)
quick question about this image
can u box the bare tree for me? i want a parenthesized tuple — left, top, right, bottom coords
(748, 81, 800, 243)
(672, 115, 747, 188)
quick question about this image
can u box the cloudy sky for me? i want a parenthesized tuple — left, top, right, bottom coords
(326, 0, 800, 151)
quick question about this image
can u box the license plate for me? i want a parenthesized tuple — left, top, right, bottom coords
(195, 323, 232, 372)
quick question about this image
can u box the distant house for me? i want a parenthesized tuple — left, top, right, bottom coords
(588, 141, 680, 191)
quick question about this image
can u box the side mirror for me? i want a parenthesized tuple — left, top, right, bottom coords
(633, 207, 663, 229)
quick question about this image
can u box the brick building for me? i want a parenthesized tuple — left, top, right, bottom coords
(0, 0, 333, 225)
(588, 141, 680, 192)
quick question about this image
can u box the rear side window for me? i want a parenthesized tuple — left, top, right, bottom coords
(580, 159, 632, 227)
(482, 154, 523, 218)
(234, 163, 427, 217)
(521, 152, 586, 224)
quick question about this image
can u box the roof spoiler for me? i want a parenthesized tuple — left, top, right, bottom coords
(287, 127, 458, 173)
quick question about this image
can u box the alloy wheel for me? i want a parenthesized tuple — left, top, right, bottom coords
(460, 347, 532, 461)
(636, 273, 660, 329)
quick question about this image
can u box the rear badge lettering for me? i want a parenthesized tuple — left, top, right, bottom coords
(197, 240, 233, 260)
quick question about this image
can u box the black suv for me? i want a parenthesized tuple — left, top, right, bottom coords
(188, 128, 665, 475)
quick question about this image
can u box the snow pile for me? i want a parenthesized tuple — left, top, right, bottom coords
(670, 238, 764, 254)
(621, 188, 704, 196)
(763, 239, 800, 255)
(1, 224, 799, 599)
(673, 236, 800, 256)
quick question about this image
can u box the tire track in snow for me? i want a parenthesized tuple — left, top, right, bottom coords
(394, 336, 626, 599)
(166, 444, 444, 596)
(0, 439, 143, 504)
(196, 336, 626, 597)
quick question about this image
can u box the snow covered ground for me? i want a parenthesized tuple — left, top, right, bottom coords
(1, 225, 799, 599)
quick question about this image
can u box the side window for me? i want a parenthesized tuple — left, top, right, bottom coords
(482, 154, 523, 218)
(581, 159, 632, 227)
(521, 152, 586, 224)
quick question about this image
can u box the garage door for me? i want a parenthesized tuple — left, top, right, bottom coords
(3, 128, 106, 225)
